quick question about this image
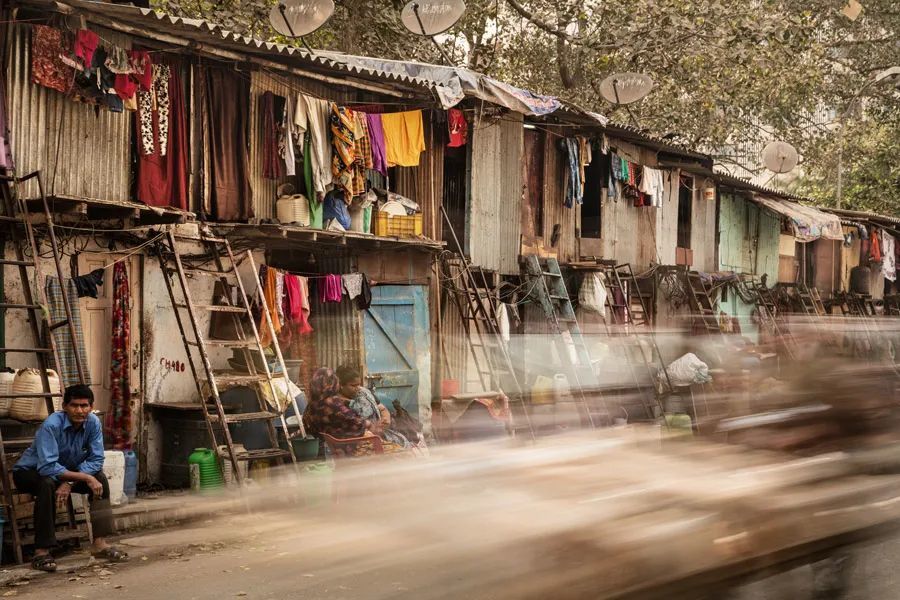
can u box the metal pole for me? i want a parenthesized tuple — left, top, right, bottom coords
(836, 119, 843, 209)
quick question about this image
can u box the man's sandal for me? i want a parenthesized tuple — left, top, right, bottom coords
(92, 547, 129, 562)
(31, 554, 57, 572)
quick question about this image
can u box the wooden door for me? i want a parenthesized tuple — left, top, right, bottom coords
(76, 253, 142, 414)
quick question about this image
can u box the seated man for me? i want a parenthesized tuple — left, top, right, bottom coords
(13, 384, 128, 572)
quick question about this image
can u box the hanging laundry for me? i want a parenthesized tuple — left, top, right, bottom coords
(342, 273, 363, 300)
(870, 228, 883, 263)
(73, 268, 105, 298)
(381, 110, 426, 167)
(205, 65, 253, 221)
(577, 136, 591, 188)
(355, 274, 372, 310)
(275, 270, 286, 323)
(104, 46, 132, 75)
(354, 111, 374, 172)
(135, 58, 189, 210)
(563, 138, 582, 208)
(258, 266, 283, 347)
(883, 230, 896, 282)
(281, 95, 297, 177)
(331, 105, 365, 199)
(640, 166, 666, 208)
(319, 274, 344, 303)
(447, 108, 467, 148)
(107, 262, 132, 450)
(45, 276, 91, 387)
(365, 113, 388, 176)
(73, 29, 99, 69)
(31, 25, 74, 94)
(295, 276, 314, 334)
(294, 94, 333, 198)
(129, 50, 152, 91)
(261, 92, 284, 179)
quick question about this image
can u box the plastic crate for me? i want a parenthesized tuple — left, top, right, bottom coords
(374, 212, 423, 238)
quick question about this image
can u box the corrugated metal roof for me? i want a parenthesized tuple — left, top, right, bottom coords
(20, 0, 561, 115)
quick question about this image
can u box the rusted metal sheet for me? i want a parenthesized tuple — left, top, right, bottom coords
(469, 113, 523, 275)
(6, 24, 131, 201)
(392, 113, 444, 241)
(312, 256, 363, 369)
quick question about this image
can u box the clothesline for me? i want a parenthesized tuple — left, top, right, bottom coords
(265, 266, 365, 280)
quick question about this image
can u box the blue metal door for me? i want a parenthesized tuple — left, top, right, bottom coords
(363, 285, 431, 418)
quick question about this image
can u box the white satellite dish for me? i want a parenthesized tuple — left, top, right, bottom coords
(269, 0, 334, 38)
(599, 73, 654, 105)
(401, 0, 466, 36)
(762, 141, 799, 174)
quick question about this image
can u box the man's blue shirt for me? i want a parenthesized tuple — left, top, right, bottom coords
(14, 412, 104, 479)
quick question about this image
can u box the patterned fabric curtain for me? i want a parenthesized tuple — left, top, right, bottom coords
(107, 262, 132, 449)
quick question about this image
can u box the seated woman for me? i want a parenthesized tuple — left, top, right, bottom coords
(335, 365, 414, 449)
(302, 367, 377, 441)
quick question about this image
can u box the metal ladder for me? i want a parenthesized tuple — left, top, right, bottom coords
(156, 230, 297, 483)
(600, 263, 670, 419)
(523, 255, 603, 428)
(0, 170, 88, 563)
(439, 208, 534, 439)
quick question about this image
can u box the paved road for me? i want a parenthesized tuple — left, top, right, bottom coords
(12, 517, 900, 600)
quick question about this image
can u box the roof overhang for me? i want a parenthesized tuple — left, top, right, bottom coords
(752, 195, 844, 242)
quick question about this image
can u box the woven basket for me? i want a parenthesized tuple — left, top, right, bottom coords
(276, 194, 311, 226)
(0, 369, 15, 417)
(10, 368, 62, 421)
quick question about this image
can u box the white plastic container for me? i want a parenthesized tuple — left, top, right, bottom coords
(219, 444, 249, 487)
(0, 369, 16, 417)
(103, 450, 128, 506)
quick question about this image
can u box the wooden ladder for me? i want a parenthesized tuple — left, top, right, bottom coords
(750, 279, 797, 360)
(600, 263, 669, 419)
(156, 230, 297, 484)
(683, 271, 723, 337)
(0, 170, 88, 564)
(439, 208, 534, 439)
(523, 255, 605, 428)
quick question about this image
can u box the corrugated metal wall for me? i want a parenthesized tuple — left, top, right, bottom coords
(393, 112, 444, 241)
(312, 256, 363, 369)
(599, 141, 658, 270)
(247, 71, 358, 219)
(469, 113, 523, 274)
(718, 193, 779, 280)
(540, 127, 578, 264)
(248, 70, 294, 220)
(6, 24, 131, 201)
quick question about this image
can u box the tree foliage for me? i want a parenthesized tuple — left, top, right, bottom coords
(154, 0, 899, 212)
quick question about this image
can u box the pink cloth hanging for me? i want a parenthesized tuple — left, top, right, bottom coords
(318, 274, 343, 303)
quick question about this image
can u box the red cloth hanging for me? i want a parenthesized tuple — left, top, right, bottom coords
(447, 108, 467, 148)
(135, 59, 188, 210)
(106, 262, 132, 450)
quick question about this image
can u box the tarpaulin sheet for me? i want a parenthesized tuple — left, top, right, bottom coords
(314, 52, 562, 116)
(753, 195, 844, 242)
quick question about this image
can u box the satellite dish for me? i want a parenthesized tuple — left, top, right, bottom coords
(762, 141, 799, 174)
(269, 0, 334, 38)
(401, 0, 466, 36)
(599, 73, 654, 105)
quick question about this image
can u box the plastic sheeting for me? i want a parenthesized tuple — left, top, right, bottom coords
(313, 52, 561, 115)
(753, 195, 844, 242)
